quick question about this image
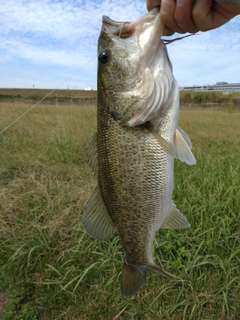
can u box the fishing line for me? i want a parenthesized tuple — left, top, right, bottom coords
(163, 34, 195, 45)
(1, 18, 168, 135)
(0, 21, 128, 136)
(118, 22, 132, 38)
(0, 55, 97, 135)
(118, 23, 125, 38)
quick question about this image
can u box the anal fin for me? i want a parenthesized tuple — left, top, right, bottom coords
(161, 202, 190, 229)
(83, 185, 115, 241)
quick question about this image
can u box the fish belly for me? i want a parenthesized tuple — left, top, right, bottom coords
(98, 105, 174, 267)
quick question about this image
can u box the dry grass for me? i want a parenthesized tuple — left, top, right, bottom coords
(180, 108, 240, 142)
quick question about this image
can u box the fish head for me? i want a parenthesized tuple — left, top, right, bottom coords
(98, 18, 140, 92)
(98, 7, 174, 125)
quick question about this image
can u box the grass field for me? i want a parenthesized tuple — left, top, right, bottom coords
(0, 102, 239, 319)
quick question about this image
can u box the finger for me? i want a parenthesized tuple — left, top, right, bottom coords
(192, 0, 214, 31)
(215, 0, 240, 4)
(146, 0, 161, 11)
(174, 0, 199, 33)
(192, 0, 236, 31)
(160, 0, 186, 34)
(162, 26, 175, 36)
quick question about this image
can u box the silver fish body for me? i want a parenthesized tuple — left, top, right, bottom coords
(83, 7, 196, 297)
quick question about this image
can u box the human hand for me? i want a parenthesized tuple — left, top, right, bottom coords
(146, 0, 240, 35)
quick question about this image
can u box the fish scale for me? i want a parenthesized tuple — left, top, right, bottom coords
(98, 105, 173, 247)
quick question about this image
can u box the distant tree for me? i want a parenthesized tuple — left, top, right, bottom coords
(193, 94, 202, 104)
(181, 93, 192, 103)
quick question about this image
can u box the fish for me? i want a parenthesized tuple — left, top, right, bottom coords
(83, 7, 196, 297)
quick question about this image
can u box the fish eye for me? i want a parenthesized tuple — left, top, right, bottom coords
(98, 51, 109, 64)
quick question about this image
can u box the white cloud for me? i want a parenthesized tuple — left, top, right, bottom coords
(0, 0, 146, 40)
(166, 17, 240, 85)
(1, 37, 89, 68)
(0, 0, 239, 89)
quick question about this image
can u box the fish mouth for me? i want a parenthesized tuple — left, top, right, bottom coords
(100, 7, 164, 78)
(102, 6, 162, 42)
(102, 16, 134, 38)
(100, 7, 165, 92)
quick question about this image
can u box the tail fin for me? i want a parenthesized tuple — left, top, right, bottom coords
(121, 262, 147, 297)
(121, 262, 176, 297)
(145, 264, 176, 280)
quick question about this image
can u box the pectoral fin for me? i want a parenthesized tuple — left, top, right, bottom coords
(161, 202, 190, 229)
(146, 123, 196, 164)
(174, 128, 196, 165)
(146, 122, 175, 156)
(83, 185, 115, 241)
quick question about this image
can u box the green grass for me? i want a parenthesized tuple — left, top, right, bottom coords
(0, 103, 239, 319)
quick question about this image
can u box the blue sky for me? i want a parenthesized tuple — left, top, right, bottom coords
(1, 0, 239, 89)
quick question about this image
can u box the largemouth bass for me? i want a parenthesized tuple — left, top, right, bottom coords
(83, 7, 196, 297)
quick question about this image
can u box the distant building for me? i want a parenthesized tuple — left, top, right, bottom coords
(84, 86, 92, 90)
(181, 82, 240, 92)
